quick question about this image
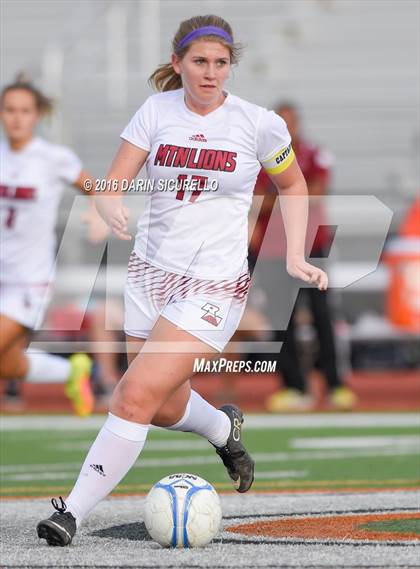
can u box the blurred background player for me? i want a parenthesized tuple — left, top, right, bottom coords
(51, 296, 125, 405)
(2, 296, 125, 410)
(249, 102, 356, 412)
(0, 76, 106, 416)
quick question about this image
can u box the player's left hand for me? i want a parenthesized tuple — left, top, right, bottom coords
(286, 258, 328, 291)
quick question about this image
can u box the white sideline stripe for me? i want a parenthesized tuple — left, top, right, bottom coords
(51, 440, 209, 452)
(4, 472, 77, 482)
(245, 414, 420, 428)
(255, 470, 307, 479)
(2, 445, 418, 479)
(251, 446, 419, 462)
(1, 463, 82, 474)
(5, 469, 309, 483)
(291, 435, 420, 450)
(1, 413, 419, 431)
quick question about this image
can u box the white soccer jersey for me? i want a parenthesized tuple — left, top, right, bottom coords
(121, 88, 294, 280)
(0, 137, 82, 284)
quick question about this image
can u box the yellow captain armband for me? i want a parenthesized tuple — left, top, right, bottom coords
(262, 144, 295, 175)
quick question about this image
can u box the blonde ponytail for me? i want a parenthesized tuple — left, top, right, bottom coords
(149, 63, 183, 92)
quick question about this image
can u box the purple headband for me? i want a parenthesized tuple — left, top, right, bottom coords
(177, 26, 233, 50)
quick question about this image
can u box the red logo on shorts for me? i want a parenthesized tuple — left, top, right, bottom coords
(201, 303, 222, 327)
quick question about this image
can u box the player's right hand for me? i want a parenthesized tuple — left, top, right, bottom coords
(108, 205, 131, 240)
(96, 197, 131, 241)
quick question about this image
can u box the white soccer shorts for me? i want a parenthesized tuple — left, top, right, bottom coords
(124, 252, 250, 352)
(0, 282, 50, 329)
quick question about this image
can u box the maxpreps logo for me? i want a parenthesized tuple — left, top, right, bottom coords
(201, 303, 222, 327)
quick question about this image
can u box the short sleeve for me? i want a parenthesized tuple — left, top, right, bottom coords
(55, 146, 82, 184)
(257, 109, 295, 175)
(120, 96, 156, 152)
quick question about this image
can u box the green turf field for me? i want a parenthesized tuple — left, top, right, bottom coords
(1, 414, 419, 497)
(1, 414, 419, 568)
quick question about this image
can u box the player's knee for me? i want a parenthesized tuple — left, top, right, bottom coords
(109, 379, 156, 422)
(0, 355, 26, 379)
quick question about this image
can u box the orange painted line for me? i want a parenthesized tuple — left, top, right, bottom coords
(3, 478, 418, 495)
(227, 512, 420, 541)
(1, 486, 419, 501)
(222, 486, 420, 495)
(246, 479, 420, 487)
(107, 485, 420, 498)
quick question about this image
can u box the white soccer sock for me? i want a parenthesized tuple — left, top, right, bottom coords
(167, 390, 231, 447)
(25, 350, 71, 383)
(65, 413, 149, 526)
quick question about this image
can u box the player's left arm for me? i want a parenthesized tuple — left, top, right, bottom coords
(268, 159, 328, 291)
(73, 169, 110, 243)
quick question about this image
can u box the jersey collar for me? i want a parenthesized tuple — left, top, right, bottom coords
(179, 88, 229, 124)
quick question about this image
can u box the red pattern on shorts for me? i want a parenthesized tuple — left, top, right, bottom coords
(127, 252, 250, 306)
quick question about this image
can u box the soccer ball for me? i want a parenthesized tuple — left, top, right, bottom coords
(143, 473, 222, 548)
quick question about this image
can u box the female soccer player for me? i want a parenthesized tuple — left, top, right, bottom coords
(37, 15, 328, 545)
(0, 78, 103, 416)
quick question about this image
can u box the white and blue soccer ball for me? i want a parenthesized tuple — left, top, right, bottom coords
(143, 473, 222, 548)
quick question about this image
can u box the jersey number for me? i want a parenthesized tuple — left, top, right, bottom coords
(175, 174, 207, 203)
(1, 206, 16, 228)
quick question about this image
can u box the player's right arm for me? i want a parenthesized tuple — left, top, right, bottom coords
(96, 141, 149, 241)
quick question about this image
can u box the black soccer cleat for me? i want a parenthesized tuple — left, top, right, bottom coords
(214, 404, 255, 493)
(37, 497, 76, 546)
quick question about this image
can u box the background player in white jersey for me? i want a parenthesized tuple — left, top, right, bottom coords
(37, 15, 328, 545)
(0, 78, 106, 416)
